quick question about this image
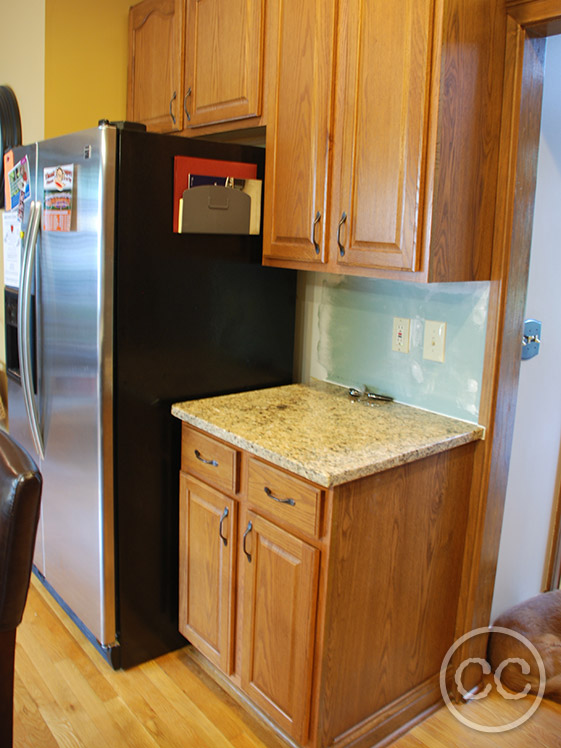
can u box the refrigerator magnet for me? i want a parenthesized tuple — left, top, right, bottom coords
(43, 164, 74, 231)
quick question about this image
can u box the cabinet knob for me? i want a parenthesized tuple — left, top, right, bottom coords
(337, 212, 347, 256)
(169, 91, 177, 125)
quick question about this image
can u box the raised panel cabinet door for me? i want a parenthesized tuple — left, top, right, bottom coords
(331, 0, 435, 272)
(184, 0, 265, 127)
(262, 0, 336, 264)
(178, 473, 236, 674)
(127, 0, 185, 132)
(240, 511, 320, 743)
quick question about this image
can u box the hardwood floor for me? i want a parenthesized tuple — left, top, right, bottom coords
(13, 576, 561, 747)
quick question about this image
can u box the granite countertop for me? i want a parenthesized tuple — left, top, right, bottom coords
(171, 382, 484, 488)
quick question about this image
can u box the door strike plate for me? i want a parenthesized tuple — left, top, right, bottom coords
(521, 318, 542, 360)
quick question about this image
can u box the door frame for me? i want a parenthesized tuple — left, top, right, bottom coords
(454, 0, 561, 671)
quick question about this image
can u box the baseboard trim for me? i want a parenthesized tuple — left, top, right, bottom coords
(329, 674, 443, 748)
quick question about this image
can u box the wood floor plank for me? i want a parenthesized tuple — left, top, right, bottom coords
(393, 686, 561, 748)
(157, 651, 267, 743)
(13, 676, 58, 748)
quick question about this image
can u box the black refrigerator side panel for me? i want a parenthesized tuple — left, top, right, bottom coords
(113, 130, 296, 667)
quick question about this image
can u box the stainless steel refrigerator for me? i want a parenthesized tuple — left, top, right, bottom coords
(4, 122, 295, 668)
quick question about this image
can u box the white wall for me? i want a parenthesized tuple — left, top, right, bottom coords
(0, 0, 45, 144)
(491, 34, 561, 621)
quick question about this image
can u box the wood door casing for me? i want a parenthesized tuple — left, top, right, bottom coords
(240, 511, 320, 743)
(184, 0, 265, 128)
(127, 0, 185, 132)
(178, 473, 236, 674)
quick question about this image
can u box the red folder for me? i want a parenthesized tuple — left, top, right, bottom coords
(173, 156, 257, 232)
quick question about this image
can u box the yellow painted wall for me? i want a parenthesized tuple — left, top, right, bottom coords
(45, 0, 132, 137)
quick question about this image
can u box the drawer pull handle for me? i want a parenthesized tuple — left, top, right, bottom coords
(219, 507, 229, 546)
(264, 486, 295, 506)
(243, 521, 253, 563)
(194, 449, 218, 467)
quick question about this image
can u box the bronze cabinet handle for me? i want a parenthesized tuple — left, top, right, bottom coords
(169, 91, 177, 125)
(337, 212, 347, 256)
(183, 87, 192, 122)
(243, 521, 253, 562)
(219, 507, 229, 546)
(264, 486, 295, 506)
(194, 449, 218, 467)
(312, 211, 321, 254)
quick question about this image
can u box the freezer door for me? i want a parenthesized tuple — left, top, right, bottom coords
(36, 127, 117, 647)
(3, 143, 46, 570)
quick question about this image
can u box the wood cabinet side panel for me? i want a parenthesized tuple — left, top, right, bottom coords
(316, 445, 475, 745)
(427, 0, 506, 281)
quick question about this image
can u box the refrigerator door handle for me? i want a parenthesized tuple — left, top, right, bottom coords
(18, 200, 45, 460)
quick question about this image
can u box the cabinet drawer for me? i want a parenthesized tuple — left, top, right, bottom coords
(181, 425, 239, 495)
(247, 458, 322, 537)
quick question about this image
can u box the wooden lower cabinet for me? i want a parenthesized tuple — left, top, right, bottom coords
(178, 423, 476, 747)
(178, 473, 236, 674)
(240, 511, 320, 743)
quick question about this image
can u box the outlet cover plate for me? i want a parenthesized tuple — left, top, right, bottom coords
(392, 317, 410, 353)
(423, 320, 446, 362)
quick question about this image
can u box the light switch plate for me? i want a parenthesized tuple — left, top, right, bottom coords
(423, 320, 446, 362)
(392, 317, 410, 353)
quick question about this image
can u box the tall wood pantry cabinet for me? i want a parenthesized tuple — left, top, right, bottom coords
(128, 0, 265, 135)
(178, 422, 477, 748)
(262, 0, 506, 282)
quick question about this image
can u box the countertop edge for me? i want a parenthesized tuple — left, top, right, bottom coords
(171, 404, 483, 488)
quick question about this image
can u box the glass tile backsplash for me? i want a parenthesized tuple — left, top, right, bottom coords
(305, 273, 489, 422)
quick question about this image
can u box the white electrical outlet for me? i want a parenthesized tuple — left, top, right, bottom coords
(392, 317, 410, 353)
(423, 320, 446, 362)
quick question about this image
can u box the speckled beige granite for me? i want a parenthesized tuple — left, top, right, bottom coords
(171, 382, 484, 488)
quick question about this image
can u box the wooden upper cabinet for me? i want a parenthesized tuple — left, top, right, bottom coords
(331, 0, 433, 273)
(183, 0, 265, 129)
(127, 0, 185, 133)
(262, 0, 336, 264)
(263, 0, 505, 282)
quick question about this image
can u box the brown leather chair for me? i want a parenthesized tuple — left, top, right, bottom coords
(0, 430, 42, 747)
